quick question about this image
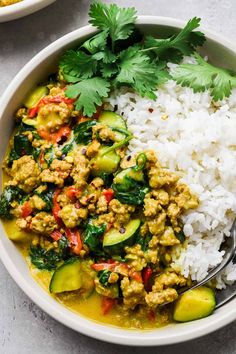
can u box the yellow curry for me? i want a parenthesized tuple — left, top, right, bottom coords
(0, 77, 216, 329)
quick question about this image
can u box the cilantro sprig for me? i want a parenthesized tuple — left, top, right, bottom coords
(171, 53, 236, 101)
(59, 1, 235, 116)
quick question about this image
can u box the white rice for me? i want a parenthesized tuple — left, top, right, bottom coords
(106, 58, 236, 287)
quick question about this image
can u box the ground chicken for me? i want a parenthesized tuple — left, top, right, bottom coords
(59, 204, 88, 228)
(125, 244, 147, 271)
(40, 159, 72, 187)
(71, 150, 90, 188)
(143, 196, 161, 217)
(37, 102, 72, 132)
(10, 156, 40, 193)
(92, 124, 115, 142)
(148, 167, 179, 189)
(120, 277, 146, 310)
(96, 195, 108, 214)
(30, 212, 57, 234)
(145, 288, 178, 307)
(29, 195, 46, 211)
(159, 226, 180, 246)
(86, 139, 101, 158)
(148, 211, 166, 235)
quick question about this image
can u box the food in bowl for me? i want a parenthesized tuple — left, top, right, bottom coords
(1, 2, 236, 329)
(0, 0, 22, 6)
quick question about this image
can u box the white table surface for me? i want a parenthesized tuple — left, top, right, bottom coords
(0, 0, 236, 353)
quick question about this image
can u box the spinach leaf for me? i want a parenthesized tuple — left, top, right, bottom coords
(61, 141, 74, 155)
(98, 270, 111, 287)
(0, 186, 24, 219)
(30, 246, 62, 271)
(36, 185, 55, 211)
(136, 232, 152, 252)
(112, 182, 149, 205)
(44, 145, 56, 166)
(176, 230, 186, 243)
(73, 120, 97, 145)
(96, 172, 113, 187)
(8, 130, 40, 165)
(83, 221, 106, 252)
(29, 235, 70, 271)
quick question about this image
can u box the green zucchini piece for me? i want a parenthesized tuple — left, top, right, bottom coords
(173, 286, 216, 322)
(98, 111, 127, 141)
(114, 168, 145, 186)
(91, 147, 120, 175)
(50, 259, 82, 293)
(103, 219, 140, 254)
(24, 86, 49, 109)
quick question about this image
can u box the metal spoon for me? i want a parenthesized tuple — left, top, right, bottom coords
(178, 220, 236, 296)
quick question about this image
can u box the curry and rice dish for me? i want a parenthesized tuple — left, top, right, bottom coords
(0, 0, 22, 7)
(1, 2, 236, 329)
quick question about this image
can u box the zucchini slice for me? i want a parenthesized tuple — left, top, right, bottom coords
(114, 168, 145, 186)
(98, 111, 127, 141)
(91, 147, 120, 175)
(50, 259, 82, 294)
(24, 86, 48, 109)
(103, 219, 140, 254)
(173, 286, 216, 322)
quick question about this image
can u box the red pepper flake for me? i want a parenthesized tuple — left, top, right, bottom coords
(148, 108, 153, 113)
(101, 297, 117, 315)
(103, 188, 114, 204)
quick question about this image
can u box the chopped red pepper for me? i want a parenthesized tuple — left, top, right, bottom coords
(142, 266, 153, 291)
(38, 125, 71, 144)
(101, 297, 117, 315)
(28, 96, 75, 118)
(92, 262, 117, 272)
(129, 270, 142, 282)
(66, 186, 81, 201)
(65, 228, 83, 255)
(50, 230, 63, 241)
(103, 188, 114, 204)
(21, 201, 33, 218)
(52, 189, 62, 225)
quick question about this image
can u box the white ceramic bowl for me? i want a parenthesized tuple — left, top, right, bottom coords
(0, 17, 236, 346)
(0, 0, 56, 23)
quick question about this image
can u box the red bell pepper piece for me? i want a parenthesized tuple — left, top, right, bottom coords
(50, 230, 63, 241)
(66, 186, 81, 201)
(38, 125, 71, 144)
(52, 189, 62, 225)
(103, 188, 114, 204)
(142, 266, 153, 291)
(101, 297, 117, 315)
(92, 262, 117, 272)
(65, 228, 83, 255)
(21, 201, 33, 218)
(28, 96, 75, 118)
(129, 270, 142, 282)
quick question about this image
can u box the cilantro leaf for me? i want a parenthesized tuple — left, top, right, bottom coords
(116, 47, 161, 99)
(59, 50, 97, 81)
(81, 30, 108, 54)
(89, 2, 137, 47)
(171, 53, 236, 101)
(144, 17, 205, 62)
(65, 77, 110, 116)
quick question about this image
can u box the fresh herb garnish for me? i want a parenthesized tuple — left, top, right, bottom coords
(171, 53, 236, 101)
(59, 1, 235, 116)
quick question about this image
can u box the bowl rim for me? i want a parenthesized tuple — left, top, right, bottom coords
(0, 0, 56, 22)
(0, 16, 236, 346)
